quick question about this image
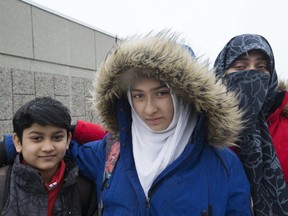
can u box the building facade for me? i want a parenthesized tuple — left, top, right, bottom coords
(0, 0, 117, 138)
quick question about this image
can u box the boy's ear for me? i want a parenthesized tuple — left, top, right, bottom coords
(13, 133, 22, 153)
(66, 132, 72, 149)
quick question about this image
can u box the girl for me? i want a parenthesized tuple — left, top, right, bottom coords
(69, 33, 251, 215)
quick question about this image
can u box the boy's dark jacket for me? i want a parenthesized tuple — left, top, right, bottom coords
(0, 154, 97, 216)
(0, 120, 107, 215)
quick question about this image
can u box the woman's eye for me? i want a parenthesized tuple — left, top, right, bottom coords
(257, 65, 268, 70)
(234, 65, 245, 70)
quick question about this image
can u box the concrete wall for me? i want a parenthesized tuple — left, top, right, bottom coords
(0, 0, 117, 138)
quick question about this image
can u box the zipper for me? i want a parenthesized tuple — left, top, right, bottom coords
(146, 197, 150, 208)
(145, 179, 163, 210)
(144, 142, 200, 211)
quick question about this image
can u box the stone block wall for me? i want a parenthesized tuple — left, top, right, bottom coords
(0, 0, 118, 140)
(0, 67, 98, 138)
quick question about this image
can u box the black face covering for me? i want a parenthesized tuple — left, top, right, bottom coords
(214, 34, 288, 216)
(214, 34, 278, 118)
(225, 70, 270, 121)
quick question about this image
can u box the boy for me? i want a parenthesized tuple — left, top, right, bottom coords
(0, 97, 97, 216)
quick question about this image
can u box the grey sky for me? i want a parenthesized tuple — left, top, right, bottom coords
(27, 0, 288, 80)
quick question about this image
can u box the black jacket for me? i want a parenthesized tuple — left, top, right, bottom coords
(1, 155, 97, 216)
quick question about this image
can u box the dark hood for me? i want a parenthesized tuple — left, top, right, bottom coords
(213, 34, 278, 117)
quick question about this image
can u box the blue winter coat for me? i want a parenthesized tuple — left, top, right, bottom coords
(1, 33, 252, 216)
(68, 99, 251, 216)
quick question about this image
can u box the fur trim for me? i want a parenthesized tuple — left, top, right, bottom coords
(92, 32, 244, 147)
(278, 80, 288, 117)
(278, 80, 288, 91)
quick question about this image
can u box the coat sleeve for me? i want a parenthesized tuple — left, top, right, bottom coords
(67, 136, 107, 182)
(226, 151, 252, 216)
(72, 120, 108, 144)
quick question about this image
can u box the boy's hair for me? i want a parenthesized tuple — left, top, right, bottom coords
(13, 97, 71, 142)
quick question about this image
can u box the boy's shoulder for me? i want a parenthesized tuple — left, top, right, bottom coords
(0, 164, 12, 212)
(0, 165, 10, 175)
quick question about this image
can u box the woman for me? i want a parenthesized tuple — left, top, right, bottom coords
(68, 32, 251, 215)
(214, 33, 288, 216)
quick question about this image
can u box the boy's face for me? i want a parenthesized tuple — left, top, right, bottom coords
(13, 123, 71, 181)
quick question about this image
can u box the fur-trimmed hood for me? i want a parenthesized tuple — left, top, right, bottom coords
(92, 33, 243, 147)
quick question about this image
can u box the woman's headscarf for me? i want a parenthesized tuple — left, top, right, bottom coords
(214, 34, 278, 117)
(214, 34, 288, 215)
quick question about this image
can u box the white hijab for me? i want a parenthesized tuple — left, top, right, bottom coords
(127, 90, 198, 196)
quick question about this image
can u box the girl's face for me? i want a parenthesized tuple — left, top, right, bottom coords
(130, 77, 174, 131)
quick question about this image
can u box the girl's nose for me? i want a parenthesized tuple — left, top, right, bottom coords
(144, 97, 157, 114)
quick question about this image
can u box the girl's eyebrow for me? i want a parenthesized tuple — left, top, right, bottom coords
(131, 84, 168, 92)
(154, 84, 169, 91)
